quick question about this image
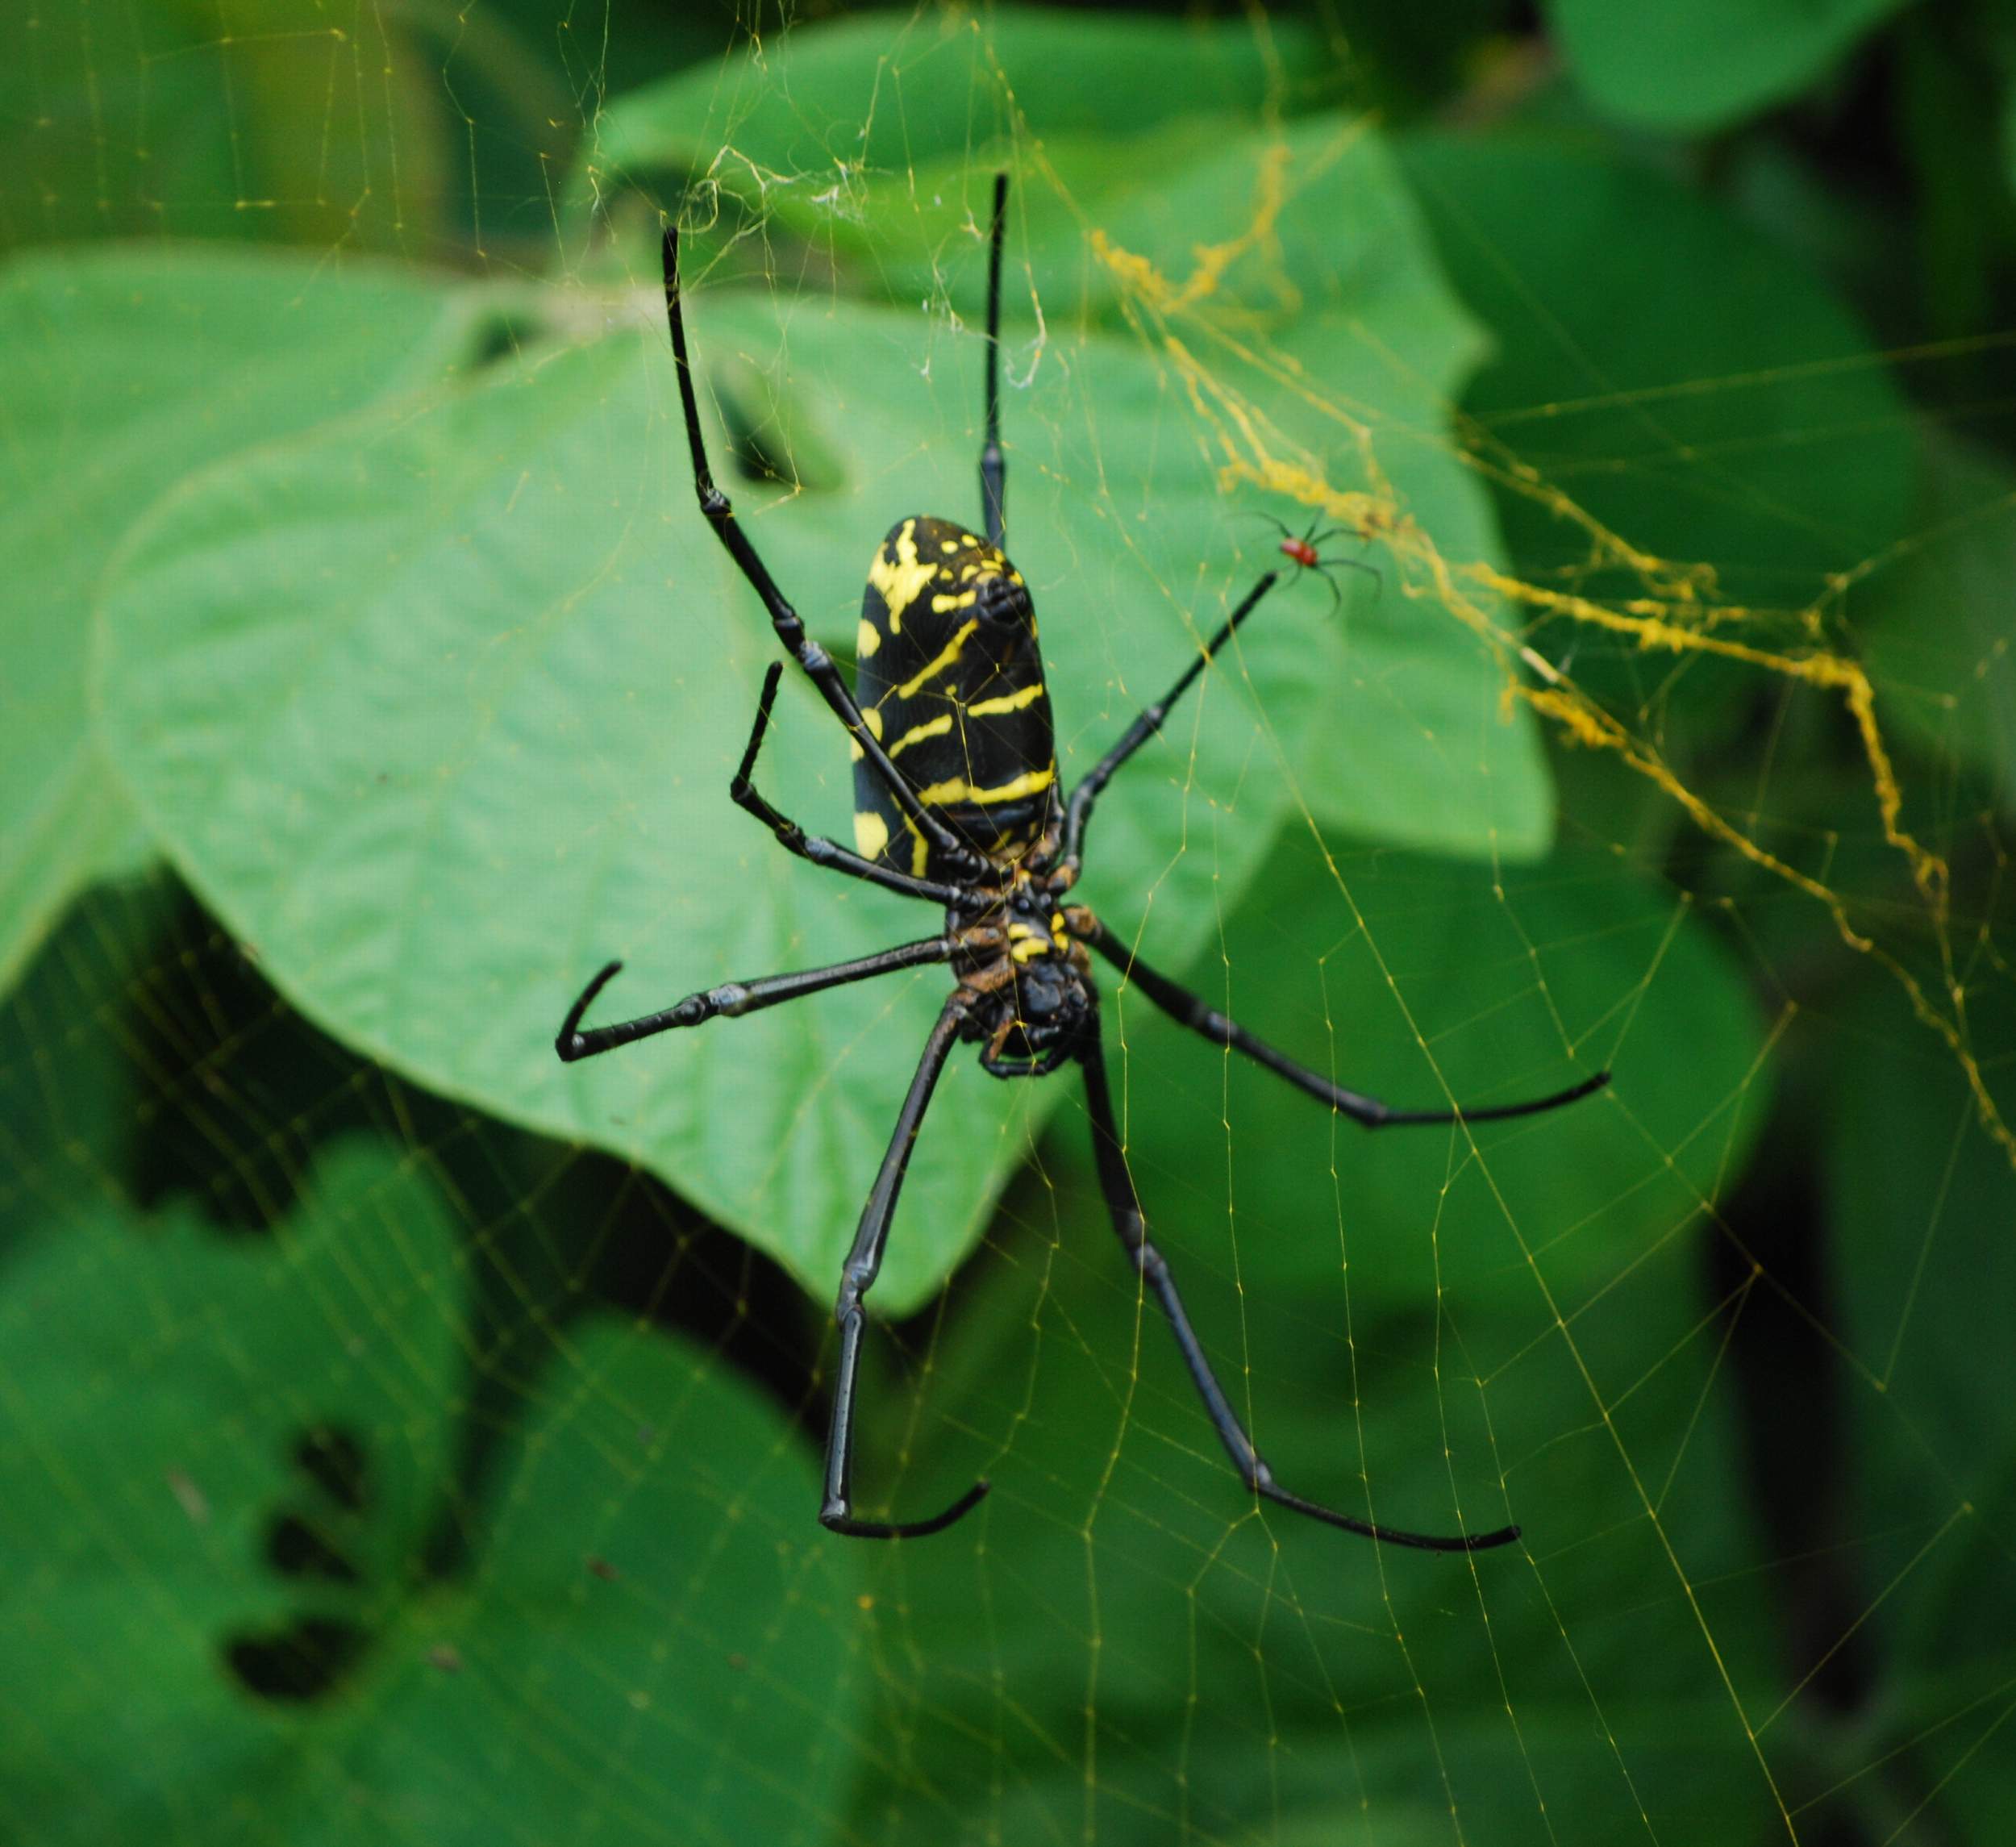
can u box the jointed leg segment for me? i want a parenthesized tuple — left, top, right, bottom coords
(1083, 919, 1608, 1128)
(556, 936, 958, 1064)
(980, 171, 1009, 550)
(730, 663, 988, 911)
(1076, 1018, 1518, 1553)
(1056, 569, 1283, 880)
(822, 992, 991, 1537)
(660, 225, 983, 881)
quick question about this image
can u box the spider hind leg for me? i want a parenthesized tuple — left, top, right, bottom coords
(820, 992, 992, 1539)
(1077, 1013, 1519, 1553)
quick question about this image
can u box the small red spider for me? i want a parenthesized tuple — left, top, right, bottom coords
(1260, 512, 1379, 613)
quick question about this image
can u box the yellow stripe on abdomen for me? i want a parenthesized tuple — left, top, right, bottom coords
(966, 682, 1045, 718)
(914, 765, 1056, 807)
(889, 714, 953, 759)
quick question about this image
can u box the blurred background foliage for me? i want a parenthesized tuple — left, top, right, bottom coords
(2, 1, 2014, 1842)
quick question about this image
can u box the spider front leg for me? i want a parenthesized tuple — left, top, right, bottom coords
(660, 224, 982, 882)
(822, 991, 991, 1539)
(979, 170, 1008, 549)
(1053, 568, 1285, 884)
(1076, 1007, 1520, 1553)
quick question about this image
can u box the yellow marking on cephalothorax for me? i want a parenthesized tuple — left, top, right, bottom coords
(889, 714, 953, 758)
(931, 590, 978, 613)
(940, 538, 960, 553)
(853, 810, 890, 860)
(893, 619, 979, 700)
(1006, 921, 1052, 963)
(967, 682, 1045, 718)
(1051, 911, 1067, 934)
(868, 519, 936, 632)
(914, 765, 1056, 807)
(856, 617, 881, 659)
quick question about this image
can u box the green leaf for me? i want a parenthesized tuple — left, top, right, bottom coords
(1397, 131, 1915, 603)
(97, 106, 1552, 1311)
(818, 826, 1777, 1838)
(0, 1139, 467, 1836)
(571, 6, 1324, 238)
(1089, 828, 1770, 1314)
(1544, 0, 1907, 132)
(285, 1317, 867, 1847)
(0, 246, 473, 999)
(1856, 430, 2016, 813)
(1398, 131, 1915, 736)
(0, 1138, 867, 1844)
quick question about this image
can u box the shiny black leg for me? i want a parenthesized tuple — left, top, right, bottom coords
(661, 223, 981, 879)
(557, 936, 957, 1064)
(1084, 919, 1608, 1128)
(1054, 571, 1281, 882)
(821, 992, 991, 1538)
(1077, 1011, 1520, 1553)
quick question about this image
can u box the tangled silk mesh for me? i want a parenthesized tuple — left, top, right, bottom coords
(3, 6, 2014, 1845)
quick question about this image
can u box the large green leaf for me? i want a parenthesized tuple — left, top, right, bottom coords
(813, 825, 1779, 1838)
(0, 1140, 866, 1844)
(574, 14, 1555, 856)
(283, 1316, 866, 1847)
(0, 246, 475, 999)
(97, 102, 1551, 1312)
(1545, 0, 1907, 131)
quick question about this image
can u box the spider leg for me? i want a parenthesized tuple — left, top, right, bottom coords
(1084, 918, 1609, 1127)
(1053, 569, 1284, 882)
(660, 224, 982, 881)
(980, 171, 1009, 550)
(731, 664, 990, 910)
(823, 991, 991, 1538)
(556, 936, 957, 1063)
(1076, 1012, 1518, 1552)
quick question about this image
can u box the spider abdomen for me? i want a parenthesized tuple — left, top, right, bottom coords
(851, 515, 1056, 878)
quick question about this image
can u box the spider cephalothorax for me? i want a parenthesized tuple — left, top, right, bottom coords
(556, 173, 1608, 1547)
(948, 882, 1095, 1078)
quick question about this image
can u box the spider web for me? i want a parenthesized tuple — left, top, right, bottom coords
(2, 4, 2014, 1845)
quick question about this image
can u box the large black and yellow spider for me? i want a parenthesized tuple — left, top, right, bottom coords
(558, 176, 1606, 1549)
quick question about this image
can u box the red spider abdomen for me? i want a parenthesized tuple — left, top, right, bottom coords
(1281, 537, 1318, 568)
